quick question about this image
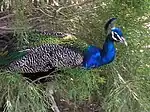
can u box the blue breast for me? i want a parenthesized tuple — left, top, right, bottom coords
(83, 45, 102, 69)
(82, 39, 116, 69)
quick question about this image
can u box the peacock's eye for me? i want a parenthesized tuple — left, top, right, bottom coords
(111, 31, 122, 42)
(114, 33, 120, 41)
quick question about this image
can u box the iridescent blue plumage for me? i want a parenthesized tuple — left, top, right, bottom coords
(83, 18, 127, 69)
(83, 35, 116, 69)
(111, 28, 123, 36)
(83, 45, 102, 69)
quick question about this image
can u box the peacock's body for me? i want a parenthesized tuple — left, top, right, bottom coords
(1, 18, 127, 76)
(8, 44, 83, 73)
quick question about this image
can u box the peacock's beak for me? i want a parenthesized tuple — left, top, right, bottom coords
(121, 37, 127, 46)
(124, 40, 128, 46)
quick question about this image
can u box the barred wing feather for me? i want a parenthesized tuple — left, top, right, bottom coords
(8, 44, 83, 73)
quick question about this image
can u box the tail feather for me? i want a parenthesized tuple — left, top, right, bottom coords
(0, 51, 27, 66)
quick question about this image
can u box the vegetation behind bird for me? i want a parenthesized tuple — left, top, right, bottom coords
(0, 0, 149, 112)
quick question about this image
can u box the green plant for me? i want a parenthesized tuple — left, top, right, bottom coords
(0, 71, 52, 112)
(0, 0, 150, 112)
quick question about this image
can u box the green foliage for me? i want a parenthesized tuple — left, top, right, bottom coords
(94, 0, 150, 112)
(0, 0, 150, 112)
(0, 72, 51, 112)
(56, 68, 105, 102)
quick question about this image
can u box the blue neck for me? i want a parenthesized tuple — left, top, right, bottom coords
(83, 35, 116, 69)
(101, 37, 116, 65)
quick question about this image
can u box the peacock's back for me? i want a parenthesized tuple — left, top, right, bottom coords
(8, 44, 83, 73)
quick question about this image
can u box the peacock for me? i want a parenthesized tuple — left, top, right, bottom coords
(0, 18, 127, 80)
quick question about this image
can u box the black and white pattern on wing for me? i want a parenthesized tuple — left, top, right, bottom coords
(8, 44, 83, 73)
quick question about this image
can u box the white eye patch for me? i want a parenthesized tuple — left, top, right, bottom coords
(111, 31, 118, 41)
(111, 31, 122, 41)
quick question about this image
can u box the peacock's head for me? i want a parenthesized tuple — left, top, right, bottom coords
(105, 18, 127, 46)
(111, 27, 127, 46)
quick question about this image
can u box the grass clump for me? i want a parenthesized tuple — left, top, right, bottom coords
(56, 68, 105, 102)
(0, 71, 52, 112)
